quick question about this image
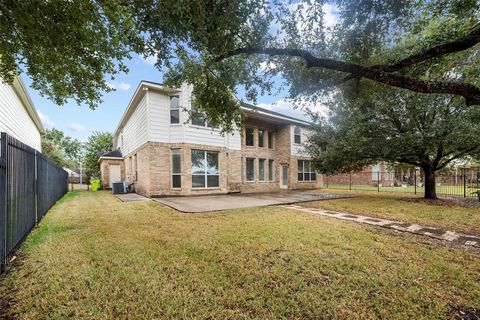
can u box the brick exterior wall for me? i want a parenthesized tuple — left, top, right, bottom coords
(325, 164, 395, 186)
(105, 119, 323, 196)
(99, 158, 125, 189)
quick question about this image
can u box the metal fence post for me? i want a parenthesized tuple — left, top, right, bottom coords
(414, 170, 417, 195)
(464, 174, 467, 198)
(377, 171, 380, 193)
(0, 133, 7, 272)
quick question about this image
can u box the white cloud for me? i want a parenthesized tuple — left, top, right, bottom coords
(107, 81, 131, 91)
(142, 55, 157, 65)
(68, 122, 87, 133)
(322, 3, 339, 29)
(259, 61, 277, 71)
(256, 98, 327, 121)
(37, 110, 55, 129)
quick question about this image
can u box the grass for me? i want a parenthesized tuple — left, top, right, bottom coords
(0, 191, 479, 319)
(304, 189, 480, 235)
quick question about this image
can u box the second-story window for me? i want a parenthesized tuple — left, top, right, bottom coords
(170, 96, 180, 124)
(268, 131, 274, 149)
(245, 127, 254, 146)
(191, 103, 214, 128)
(258, 129, 265, 148)
(294, 127, 301, 144)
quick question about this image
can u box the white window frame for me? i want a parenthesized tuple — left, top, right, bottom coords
(191, 150, 220, 188)
(298, 160, 316, 182)
(171, 149, 181, 188)
(170, 95, 180, 124)
(294, 127, 301, 144)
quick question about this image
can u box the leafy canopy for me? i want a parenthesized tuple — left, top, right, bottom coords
(1, 1, 479, 130)
(84, 131, 113, 178)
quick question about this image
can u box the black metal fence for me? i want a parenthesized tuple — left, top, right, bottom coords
(324, 169, 480, 198)
(0, 133, 68, 272)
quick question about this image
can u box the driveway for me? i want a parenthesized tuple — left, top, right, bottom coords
(153, 190, 349, 213)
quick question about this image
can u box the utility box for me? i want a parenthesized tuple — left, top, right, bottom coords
(112, 182, 127, 194)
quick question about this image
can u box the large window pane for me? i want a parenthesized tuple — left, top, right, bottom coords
(258, 129, 265, 148)
(191, 103, 206, 126)
(245, 127, 254, 146)
(191, 150, 206, 174)
(207, 152, 219, 174)
(246, 158, 255, 181)
(192, 175, 205, 188)
(207, 175, 219, 188)
(259, 159, 265, 181)
(172, 150, 181, 174)
(170, 110, 180, 124)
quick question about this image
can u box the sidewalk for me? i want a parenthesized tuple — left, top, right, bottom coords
(284, 204, 480, 248)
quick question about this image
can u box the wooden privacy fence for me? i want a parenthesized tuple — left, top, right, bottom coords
(0, 132, 68, 272)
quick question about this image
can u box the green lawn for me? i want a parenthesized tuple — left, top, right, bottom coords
(306, 189, 480, 235)
(1, 191, 479, 319)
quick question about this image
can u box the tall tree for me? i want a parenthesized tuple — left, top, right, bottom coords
(1, 1, 479, 126)
(308, 88, 480, 199)
(83, 131, 113, 178)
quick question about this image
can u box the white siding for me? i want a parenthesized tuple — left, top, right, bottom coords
(119, 94, 148, 155)
(148, 88, 242, 150)
(0, 82, 41, 151)
(291, 125, 313, 156)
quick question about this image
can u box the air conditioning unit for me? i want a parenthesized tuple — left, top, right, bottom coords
(112, 181, 127, 194)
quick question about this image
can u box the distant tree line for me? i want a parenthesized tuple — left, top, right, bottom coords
(42, 129, 113, 179)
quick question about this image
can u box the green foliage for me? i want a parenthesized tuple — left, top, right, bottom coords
(0, 0, 144, 109)
(42, 128, 83, 168)
(41, 140, 67, 167)
(307, 87, 480, 198)
(84, 131, 113, 178)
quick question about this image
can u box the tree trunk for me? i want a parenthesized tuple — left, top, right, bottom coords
(423, 165, 437, 199)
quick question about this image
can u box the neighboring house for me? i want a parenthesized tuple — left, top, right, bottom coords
(99, 81, 322, 196)
(326, 164, 397, 187)
(0, 76, 44, 150)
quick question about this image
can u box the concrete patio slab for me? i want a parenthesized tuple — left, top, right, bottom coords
(115, 193, 150, 202)
(153, 191, 349, 213)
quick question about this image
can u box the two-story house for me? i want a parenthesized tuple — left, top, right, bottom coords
(99, 81, 322, 196)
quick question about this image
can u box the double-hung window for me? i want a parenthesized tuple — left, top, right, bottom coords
(170, 96, 180, 124)
(298, 160, 316, 181)
(246, 158, 255, 181)
(294, 127, 301, 144)
(171, 149, 181, 188)
(258, 129, 265, 148)
(191, 150, 219, 188)
(259, 159, 266, 181)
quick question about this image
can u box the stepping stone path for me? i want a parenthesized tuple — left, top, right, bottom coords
(283, 204, 480, 248)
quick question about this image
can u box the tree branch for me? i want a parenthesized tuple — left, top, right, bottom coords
(373, 23, 480, 72)
(216, 45, 480, 105)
